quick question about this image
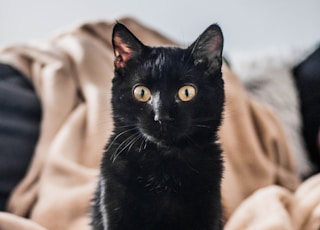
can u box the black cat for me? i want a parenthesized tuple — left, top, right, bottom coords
(92, 22, 225, 230)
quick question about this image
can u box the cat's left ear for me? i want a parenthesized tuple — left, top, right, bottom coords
(112, 23, 144, 69)
(189, 24, 224, 72)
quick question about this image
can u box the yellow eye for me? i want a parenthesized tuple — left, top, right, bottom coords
(178, 85, 197, 101)
(133, 85, 151, 102)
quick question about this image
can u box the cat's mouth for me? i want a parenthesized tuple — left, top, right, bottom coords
(139, 121, 185, 146)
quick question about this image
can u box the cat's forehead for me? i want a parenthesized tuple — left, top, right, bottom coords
(140, 47, 189, 79)
(147, 47, 185, 67)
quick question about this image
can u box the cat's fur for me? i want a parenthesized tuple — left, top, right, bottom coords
(91, 22, 225, 230)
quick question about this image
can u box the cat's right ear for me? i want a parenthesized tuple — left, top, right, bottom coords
(112, 23, 144, 69)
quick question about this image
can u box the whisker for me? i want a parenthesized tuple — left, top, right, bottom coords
(143, 139, 148, 150)
(191, 117, 219, 123)
(138, 136, 147, 153)
(126, 133, 143, 153)
(105, 127, 138, 153)
(194, 124, 211, 129)
(181, 147, 200, 174)
(111, 135, 134, 162)
(115, 124, 137, 129)
(111, 131, 140, 162)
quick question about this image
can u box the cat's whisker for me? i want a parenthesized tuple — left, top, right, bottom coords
(126, 133, 143, 153)
(184, 158, 200, 175)
(143, 139, 148, 150)
(111, 131, 140, 162)
(111, 136, 133, 162)
(194, 124, 211, 129)
(115, 125, 137, 129)
(105, 127, 138, 154)
(138, 135, 148, 153)
(110, 131, 136, 161)
(191, 117, 219, 123)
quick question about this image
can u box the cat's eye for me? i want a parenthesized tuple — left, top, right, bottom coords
(133, 85, 152, 102)
(178, 85, 197, 102)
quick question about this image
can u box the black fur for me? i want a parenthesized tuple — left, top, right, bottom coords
(92, 22, 225, 230)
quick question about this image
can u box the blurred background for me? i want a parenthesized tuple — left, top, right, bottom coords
(0, 0, 319, 53)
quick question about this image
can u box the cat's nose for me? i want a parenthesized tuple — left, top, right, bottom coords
(151, 92, 173, 123)
(154, 110, 173, 123)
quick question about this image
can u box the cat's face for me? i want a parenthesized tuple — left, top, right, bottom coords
(111, 23, 224, 147)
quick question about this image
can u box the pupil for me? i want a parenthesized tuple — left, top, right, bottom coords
(185, 89, 189, 97)
(140, 89, 145, 98)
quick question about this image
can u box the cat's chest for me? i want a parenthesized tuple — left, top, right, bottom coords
(127, 147, 205, 194)
(135, 170, 182, 193)
(106, 141, 219, 195)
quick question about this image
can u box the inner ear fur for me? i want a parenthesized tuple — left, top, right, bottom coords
(112, 23, 144, 69)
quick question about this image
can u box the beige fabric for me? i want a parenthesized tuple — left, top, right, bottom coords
(225, 174, 320, 230)
(0, 17, 317, 229)
(220, 65, 299, 218)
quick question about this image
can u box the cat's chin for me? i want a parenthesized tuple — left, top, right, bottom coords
(140, 128, 187, 148)
(141, 132, 165, 147)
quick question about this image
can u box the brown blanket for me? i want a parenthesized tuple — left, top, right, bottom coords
(0, 17, 318, 230)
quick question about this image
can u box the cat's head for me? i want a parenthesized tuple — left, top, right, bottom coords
(111, 23, 224, 147)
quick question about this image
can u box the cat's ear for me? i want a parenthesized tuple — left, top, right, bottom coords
(188, 24, 224, 72)
(112, 23, 144, 69)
